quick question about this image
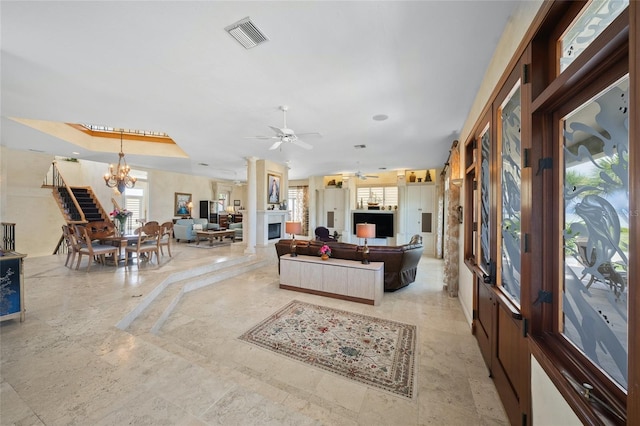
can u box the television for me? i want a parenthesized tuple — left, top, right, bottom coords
(352, 212, 394, 238)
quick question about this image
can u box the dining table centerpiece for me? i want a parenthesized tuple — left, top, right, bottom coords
(318, 244, 332, 261)
(109, 208, 132, 236)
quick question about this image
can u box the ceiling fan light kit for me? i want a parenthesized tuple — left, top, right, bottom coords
(246, 105, 320, 151)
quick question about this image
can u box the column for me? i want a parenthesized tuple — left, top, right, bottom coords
(244, 156, 258, 254)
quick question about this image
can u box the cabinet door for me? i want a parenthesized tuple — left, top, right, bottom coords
(280, 258, 302, 287)
(325, 188, 345, 230)
(407, 185, 435, 254)
(347, 268, 375, 300)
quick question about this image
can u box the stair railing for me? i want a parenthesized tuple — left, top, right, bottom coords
(1, 222, 16, 252)
(45, 161, 87, 223)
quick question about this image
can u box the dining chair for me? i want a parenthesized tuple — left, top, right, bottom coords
(61, 225, 78, 268)
(159, 221, 173, 257)
(74, 226, 119, 272)
(124, 223, 161, 266)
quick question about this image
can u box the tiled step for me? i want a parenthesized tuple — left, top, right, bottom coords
(117, 255, 271, 336)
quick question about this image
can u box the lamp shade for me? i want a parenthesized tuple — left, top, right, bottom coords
(285, 221, 302, 235)
(356, 223, 376, 239)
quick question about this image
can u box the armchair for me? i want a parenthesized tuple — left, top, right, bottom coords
(173, 218, 209, 242)
(228, 222, 243, 240)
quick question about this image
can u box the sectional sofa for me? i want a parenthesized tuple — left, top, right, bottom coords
(275, 236, 424, 291)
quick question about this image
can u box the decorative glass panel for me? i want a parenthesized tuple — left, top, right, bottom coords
(500, 83, 522, 304)
(562, 75, 629, 389)
(560, 0, 628, 73)
(480, 127, 491, 270)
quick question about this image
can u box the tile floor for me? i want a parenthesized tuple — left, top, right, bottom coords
(0, 241, 508, 425)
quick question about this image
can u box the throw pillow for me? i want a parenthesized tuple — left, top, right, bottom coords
(193, 224, 203, 231)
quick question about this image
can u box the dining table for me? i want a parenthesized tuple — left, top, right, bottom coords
(99, 234, 141, 263)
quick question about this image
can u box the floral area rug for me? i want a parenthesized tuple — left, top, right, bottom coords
(238, 300, 416, 398)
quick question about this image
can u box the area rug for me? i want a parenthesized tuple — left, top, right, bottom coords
(239, 300, 416, 398)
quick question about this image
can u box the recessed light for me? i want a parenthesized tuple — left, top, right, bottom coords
(354, 144, 366, 149)
(372, 114, 389, 121)
(379, 167, 387, 170)
(198, 163, 209, 167)
(72, 151, 80, 155)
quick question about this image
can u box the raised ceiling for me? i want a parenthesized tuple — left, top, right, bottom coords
(1, 1, 522, 181)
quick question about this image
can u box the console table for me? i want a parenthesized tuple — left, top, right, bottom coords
(279, 255, 383, 305)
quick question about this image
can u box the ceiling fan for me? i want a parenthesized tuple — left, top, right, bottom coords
(246, 105, 320, 150)
(354, 170, 379, 180)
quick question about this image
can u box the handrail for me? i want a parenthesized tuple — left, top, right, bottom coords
(48, 161, 87, 223)
(111, 197, 122, 211)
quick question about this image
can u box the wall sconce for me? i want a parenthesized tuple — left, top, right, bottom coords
(187, 201, 193, 218)
(285, 221, 302, 257)
(356, 222, 376, 264)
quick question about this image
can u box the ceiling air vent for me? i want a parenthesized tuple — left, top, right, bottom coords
(225, 17, 269, 49)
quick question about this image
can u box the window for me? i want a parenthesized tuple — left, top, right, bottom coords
(561, 75, 629, 389)
(288, 186, 309, 234)
(559, 0, 629, 73)
(123, 170, 148, 228)
(498, 82, 522, 306)
(356, 186, 398, 208)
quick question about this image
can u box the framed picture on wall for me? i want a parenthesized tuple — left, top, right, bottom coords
(234, 199, 241, 207)
(268, 174, 280, 204)
(174, 192, 192, 216)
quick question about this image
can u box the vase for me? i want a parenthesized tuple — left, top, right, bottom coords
(117, 219, 127, 237)
(321, 254, 329, 261)
(409, 172, 416, 182)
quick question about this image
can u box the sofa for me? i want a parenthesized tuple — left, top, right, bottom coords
(275, 236, 424, 291)
(173, 218, 219, 242)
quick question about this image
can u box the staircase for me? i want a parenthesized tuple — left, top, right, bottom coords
(44, 161, 111, 225)
(44, 161, 114, 254)
(68, 187, 104, 222)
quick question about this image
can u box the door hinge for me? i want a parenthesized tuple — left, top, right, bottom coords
(522, 317, 528, 337)
(523, 233, 530, 253)
(473, 222, 478, 232)
(472, 139, 478, 149)
(523, 148, 531, 168)
(522, 63, 530, 84)
(533, 290, 553, 306)
(536, 157, 553, 176)
(522, 412, 528, 426)
(473, 180, 478, 190)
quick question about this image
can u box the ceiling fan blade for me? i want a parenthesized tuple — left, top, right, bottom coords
(296, 132, 322, 137)
(292, 139, 313, 150)
(244, 135, 274, 140)
(269, 140, 283, 150)
(269, 126, 284, 135)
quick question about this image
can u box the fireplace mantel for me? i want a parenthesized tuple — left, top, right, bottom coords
(256, 210, 289, 246)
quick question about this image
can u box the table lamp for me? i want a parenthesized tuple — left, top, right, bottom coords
(356, 223, 376, 264)
(285, 221, 302, 257)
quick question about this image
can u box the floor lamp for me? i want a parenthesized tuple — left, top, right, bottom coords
(285, 221, 302, 257)
(356, 223, 376, 264)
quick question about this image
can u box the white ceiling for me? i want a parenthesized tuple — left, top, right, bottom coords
(1, 1, 521, 182)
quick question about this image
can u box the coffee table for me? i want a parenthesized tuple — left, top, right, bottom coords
(195, 230, 235, 246)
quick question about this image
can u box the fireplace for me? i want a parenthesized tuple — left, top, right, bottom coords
(268, 223, 281, 240)
(257, 210, 287, 246)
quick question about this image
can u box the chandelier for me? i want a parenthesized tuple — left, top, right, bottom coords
(104, 131, 136, 193)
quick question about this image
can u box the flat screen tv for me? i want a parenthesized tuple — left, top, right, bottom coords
(352, 212, 394, 238)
